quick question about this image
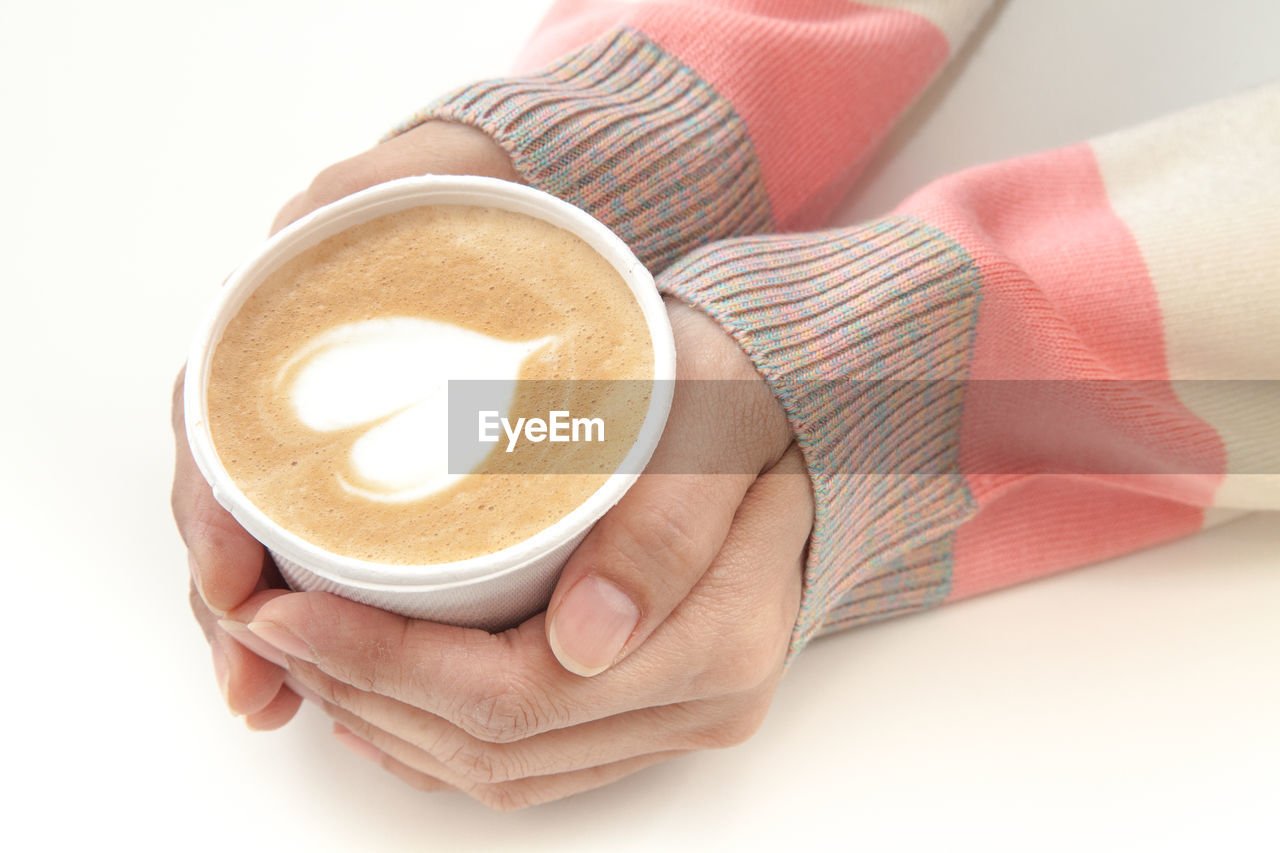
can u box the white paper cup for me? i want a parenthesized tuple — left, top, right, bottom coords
(185, 176, 675, 631)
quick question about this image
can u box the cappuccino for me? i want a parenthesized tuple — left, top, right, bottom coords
(207, 203, 653, 565)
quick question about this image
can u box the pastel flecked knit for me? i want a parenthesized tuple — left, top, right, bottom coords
(393, 0, 1280, 656)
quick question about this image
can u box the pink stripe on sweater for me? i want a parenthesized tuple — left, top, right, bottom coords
(896, 144, 1224, 600)
(948, 477, 1206, 600)
(516, 1, 950, 228)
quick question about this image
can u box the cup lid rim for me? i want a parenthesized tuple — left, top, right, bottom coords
(184, 174, 675, 588)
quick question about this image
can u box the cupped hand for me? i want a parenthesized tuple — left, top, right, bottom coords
(173, 120, 815, 807)
(222, 301, 810, 807)
(172, 121, 521, 725)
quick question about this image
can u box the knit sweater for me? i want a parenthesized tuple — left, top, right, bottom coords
(391, 0, 1280, 656)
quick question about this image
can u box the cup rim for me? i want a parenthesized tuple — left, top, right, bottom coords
(184, 175, 675, 591)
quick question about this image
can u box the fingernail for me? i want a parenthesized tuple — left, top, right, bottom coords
(548, 575, 639, 677)
(210, 639, 232, 710)
(333, 726, 382, 763)
(217, 619, 288, 668)
(247, 620, 316, 664)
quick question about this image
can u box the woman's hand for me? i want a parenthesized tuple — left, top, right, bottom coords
(173, 120, 816, 808)
(182, 288, 813, 806)
(172, 120, 521, 726)
(220, 302, 810, 809)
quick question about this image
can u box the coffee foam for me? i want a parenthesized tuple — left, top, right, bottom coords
(208, 204, 653, 565)
(283, 316, 553, 500)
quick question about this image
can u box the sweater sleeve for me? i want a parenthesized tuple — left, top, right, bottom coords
(656, 83, 1280, 656)
(388, 0, 994, 271)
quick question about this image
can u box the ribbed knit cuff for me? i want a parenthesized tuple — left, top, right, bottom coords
(387, 27, 773, 273)
(657, 217, 985, 657)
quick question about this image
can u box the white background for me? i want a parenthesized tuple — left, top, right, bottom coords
(3, 1, 1277, 850)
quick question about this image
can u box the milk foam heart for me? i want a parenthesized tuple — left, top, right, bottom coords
(206, 202, 655, 566)
(284, 317, 553, 501)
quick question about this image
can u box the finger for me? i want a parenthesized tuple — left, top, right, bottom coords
(270, 120, 520, 234)
(176, 369, 291, 713)
(294, 657, 766, 783)
(545, 303, 793, 676)
(474, 750, 690, 811)
(219, 588, 297, 668)
(171, 369, 265, 616)
(217, 631, 286, 716)
(243, 446, 810, 744)
(188, 577, 219, 644)
(244, 686, 303, 732)
(377, 755, 456, 795)
(209, 634, 230, 707)
(680, 443, 811, 675)
(477, 750, 690, 811)
(245, 597, 656, 743)
(269, 192, 311, 236)
(331, 724, 455, 792)
(334, 723, 689, 812)
(191, 580, 292, 719)
(375, 757, 456, 795)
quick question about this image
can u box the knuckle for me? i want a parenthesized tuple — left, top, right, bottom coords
(712, 381, 787, 457)
(181, 493, 241, 557)
(394, 761, 446, 795)
(462, 671, 561, 744)
(466, 690, 537, 744)
(311, 674, 342, 707)
(439, 740, 525, 786)
(474, 784, 536, 813)
(734, 394, 786, 453)
(711, 630, 782, 694)
(342, 660, 378, 694)
(608, 499, 710, 581)
(694, 707, 768, 751)
(361, 622, 415, 696)
(312, 670, 359, 710)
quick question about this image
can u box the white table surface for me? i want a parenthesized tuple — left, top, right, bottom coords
(3, 1, 1276, 850)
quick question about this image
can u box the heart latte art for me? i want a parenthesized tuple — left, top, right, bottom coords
(284, 317, 553, 502)
(207, 205, 652, 565)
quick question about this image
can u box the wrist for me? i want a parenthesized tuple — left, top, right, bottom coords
(387, 28, 773, 272)
(656, 219, 984, 657)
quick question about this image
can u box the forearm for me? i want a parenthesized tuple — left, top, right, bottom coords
(657, 83, 1280, 653)
(391, 0, 995, 270)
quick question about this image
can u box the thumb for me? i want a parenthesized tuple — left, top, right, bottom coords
(545, 470, 748, 678)
(545, 307, 792, 677)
